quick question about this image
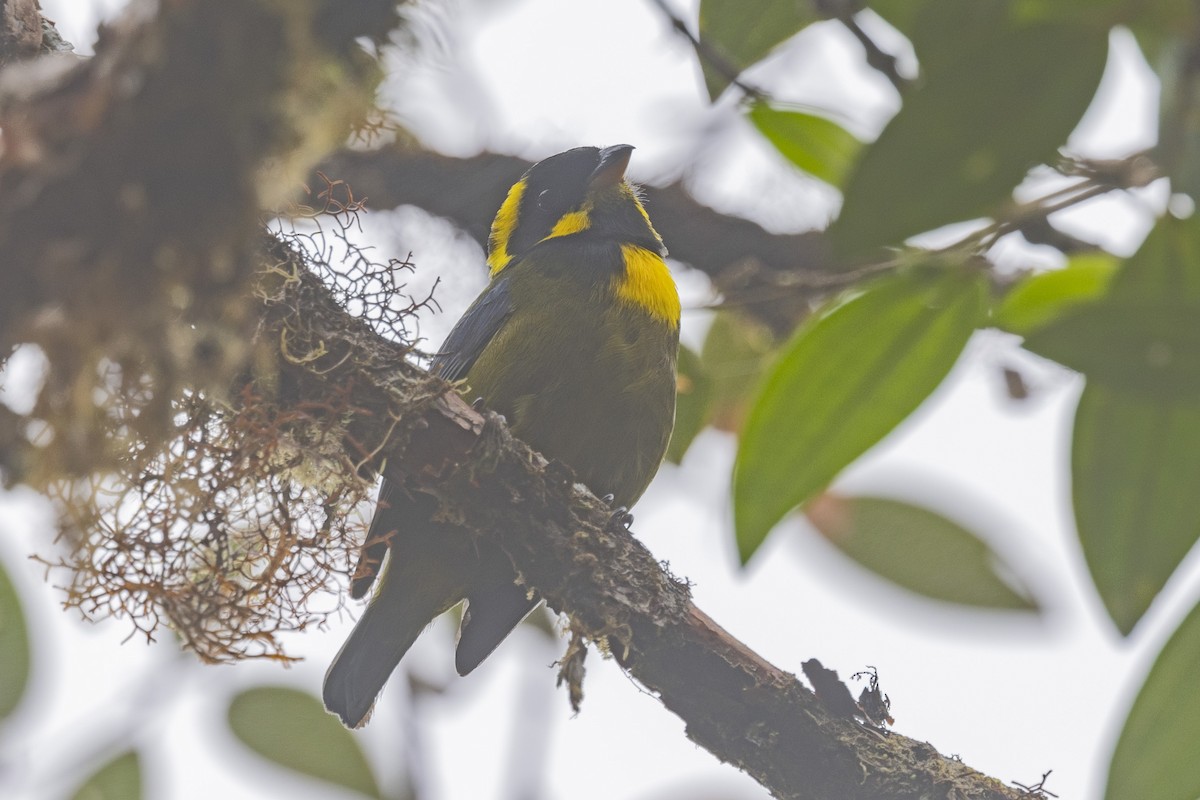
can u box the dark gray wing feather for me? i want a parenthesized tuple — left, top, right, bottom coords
(432, 275, 514, 380)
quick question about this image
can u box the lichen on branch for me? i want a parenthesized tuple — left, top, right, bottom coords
(0, 0, 415, 660)
(36, 201, 441, 661)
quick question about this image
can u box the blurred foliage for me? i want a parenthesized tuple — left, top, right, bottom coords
(69, 751, 142, 800)
(1155, 31, 1200, 198)
(1072, 389, 1200, 634)
(1024, 302, 1200, 398)
(694, 0, 821, 99)
(748, 104, 862, 188)
(830, 0, 1109, 260)
(700, 1, 1200, 794)
(666, 345, 713, 463)
(1064, 216, 1200, 635)
(1106, 599, 1200, 800)
(807, 494, 1038, 611)
(993, 253, 1119, 334)
(699, 311, 776, 434)
(0, 561, 29, 720)
(228, 686, 383, 798)
(734, 264, 986, 562)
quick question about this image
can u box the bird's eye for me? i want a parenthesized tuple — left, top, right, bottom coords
(536, 189, 553, 209)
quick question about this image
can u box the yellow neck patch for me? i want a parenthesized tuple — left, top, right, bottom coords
(616, 244, 680, 326)
(487, 180, 525, 275)
(547, 207, 591, 239)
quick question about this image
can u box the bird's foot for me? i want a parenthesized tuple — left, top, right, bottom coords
(608, 506, 634, 530)
(597, 494, 633, 529)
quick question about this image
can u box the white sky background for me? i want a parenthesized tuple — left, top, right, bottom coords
(2, 1, 1193, 799)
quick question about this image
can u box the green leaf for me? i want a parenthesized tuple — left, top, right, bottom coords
(1011, 0, 1139, 26)
(1008, 0, 1194, 64)
(865, 0, 930, 37)
(1108, 213, 1200, 301)
(1136, 8, 1200, 66)
(697, 0, 820, 100)
(1154, 34, 1200, 199)
(0, 560, 30, 721)
(807, 495, 1038, 610)
(1072, 387, 1200, 634)
(1058, 215, 1200, 633)
(666, 344, 713, 463)
(70, 751, 142, 800)
(1023, 215, 1200, 395)
(228, 686, 382, 799)
(1022, 302, 1200, 399)
(734, 265, 986, 562)
(701, 310, 776, 434)
(749, 104, 863, 187)
(830, 1, 1108, 260)
(1106, 598, 1200, 800)
(992, 253, 1119, 335)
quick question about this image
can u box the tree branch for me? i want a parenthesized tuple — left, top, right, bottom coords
(258, 257, 1024, 800)
(832, 9, 911, 94)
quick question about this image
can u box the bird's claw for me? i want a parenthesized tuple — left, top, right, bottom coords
(609, 507, 634, 530)
(598, 494, 632, 528)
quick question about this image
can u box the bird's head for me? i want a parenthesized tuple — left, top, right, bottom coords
(486, 145, 665, 275)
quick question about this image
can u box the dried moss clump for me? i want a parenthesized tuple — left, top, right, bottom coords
(29, 188, 441, 661)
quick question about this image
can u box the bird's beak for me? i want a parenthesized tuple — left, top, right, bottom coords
(590, 144, 634, 188)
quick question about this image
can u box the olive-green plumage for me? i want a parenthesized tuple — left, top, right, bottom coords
(323, 145, 679, 728)
(466, 254, 676, 504)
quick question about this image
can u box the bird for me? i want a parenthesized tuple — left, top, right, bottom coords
(323, 144, 680, 728)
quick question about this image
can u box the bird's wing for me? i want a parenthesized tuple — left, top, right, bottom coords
(349, 274, 515, 599)
(432, 274, 514, 380)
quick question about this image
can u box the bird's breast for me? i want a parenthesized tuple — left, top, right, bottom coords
(464, 275, 678, 507)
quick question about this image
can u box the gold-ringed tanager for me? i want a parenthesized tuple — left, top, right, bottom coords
(323, 145, 679, 727)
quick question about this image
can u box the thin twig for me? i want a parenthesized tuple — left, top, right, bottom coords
(716, 166, 1136, 313)
(973, 182, 1116, 251)
(648, 0, 768, 101)
(836, 13, 910, 94)
(704, 257, 904, 312)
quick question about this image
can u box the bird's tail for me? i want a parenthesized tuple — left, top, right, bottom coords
(323, 539, 473, 728)
(455, 577, 541, 676)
